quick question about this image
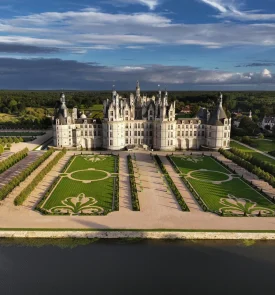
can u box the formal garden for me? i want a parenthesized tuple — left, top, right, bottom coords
(169, 155, 275, 216)
(38, 154, 119, 216)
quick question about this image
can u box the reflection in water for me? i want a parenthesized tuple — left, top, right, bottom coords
(0, 239, 274, 295)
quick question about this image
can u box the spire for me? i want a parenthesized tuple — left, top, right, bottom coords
(60, 92, 65, 103)
(136, 80, 140, 97)
(219, 92, 223, 106)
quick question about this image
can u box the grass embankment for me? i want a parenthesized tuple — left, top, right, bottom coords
(230, 141, 275, 165)
(171, 155, 275, 216)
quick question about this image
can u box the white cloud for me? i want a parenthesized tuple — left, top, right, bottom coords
(199, 0, 275, 21)
(2, 7, 275, 53)
(261, 69, 272, 78)
(111, 0, 161, 10)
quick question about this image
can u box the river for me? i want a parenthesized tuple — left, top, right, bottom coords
(0, 239, 274, 295)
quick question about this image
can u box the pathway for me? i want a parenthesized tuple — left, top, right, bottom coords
(118, 154, 132, 212)
(0, 151, 14, 162)
(160, 155, 202, 213)
(0, 151, 44, 189)
(0, 151, 59, 209)
(134, 153, 181, 215)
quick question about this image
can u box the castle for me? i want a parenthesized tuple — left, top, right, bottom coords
(53, 82, 231, 151)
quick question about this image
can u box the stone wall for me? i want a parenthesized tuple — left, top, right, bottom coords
(0, 231, 275, 240)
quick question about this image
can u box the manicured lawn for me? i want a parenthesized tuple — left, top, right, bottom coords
(253, 139, 275, 153)
(230, 141, 275, 165)
(41, 155, 116, 215)
(66, 154, 115, 173)
(71, 170, 108, 180)
(42, 177, 114, 212)
(191, 170, 229, 182)
(171, 155, 275, 215)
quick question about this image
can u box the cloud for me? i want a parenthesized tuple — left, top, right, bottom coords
(0, 43, 61, 54)
(2, 7, 275, 53)
(0, 57, 274, 90)
(235, 62, 275, 67)
(199, 0, 275, 21)
(109, 0, 161, 10)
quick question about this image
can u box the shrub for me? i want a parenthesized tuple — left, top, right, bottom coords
(154, 155, 189, 211)
(0, 147, 28, 174)
(0, 148, 54, 201)
(127, 155, 140, 211)
(14, 148, 67, 206)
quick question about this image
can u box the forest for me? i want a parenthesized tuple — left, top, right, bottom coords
(0, 90, 275, 129)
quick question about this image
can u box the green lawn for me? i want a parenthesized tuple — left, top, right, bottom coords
(253, 139, 275, 153)
(41, 155, 116, 215)
(171, 155, 275, 215)
(230, 141, 275, 165)
(71, 170, 107, 180)
(66, 154, 115, 173)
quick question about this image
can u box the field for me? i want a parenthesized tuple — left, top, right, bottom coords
(253, 139, 275, 153)
(230, 141, 275, 165)
(171, 155, 275, 216)
(41, 154, 117, 215)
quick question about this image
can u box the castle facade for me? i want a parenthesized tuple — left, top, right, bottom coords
(53, 82, 231, 151)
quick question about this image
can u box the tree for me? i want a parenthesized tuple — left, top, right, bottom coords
(239, 116, 259, 135)
(0, 144, 3, 154)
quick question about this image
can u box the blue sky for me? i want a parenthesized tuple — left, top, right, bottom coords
(1, 0, 275, 89)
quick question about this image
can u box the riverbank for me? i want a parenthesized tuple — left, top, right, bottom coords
(1, 229, 275, 240)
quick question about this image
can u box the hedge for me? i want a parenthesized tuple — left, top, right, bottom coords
(0, 147, 28, 174)
(154, 155, 189, 211)
(0, 148, 54, 201)
(113, 154, 119, 211)
(14, 148, 67, 206)
(127, 154, 140, 211)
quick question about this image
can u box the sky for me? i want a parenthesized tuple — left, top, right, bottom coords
(1, 0, 275, 90)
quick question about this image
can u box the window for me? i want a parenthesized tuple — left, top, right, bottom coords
(190, 131, 192, 136)
(141, 131, 144, 136)
(109, 125, 113, 130)
(198, 131, 200, 136)
(149, 131, 153, 136)
(171, 132, 173, 137)
(202, 131, 205, 136)
(81, 131, 83, 136)
(224, 133, 227, 138)
(141, 123, 144, 128)
(138, 131, 140, 136)
(168, 125, 170, 130)
(125, 131, 128, 136)
(170, 140, 173, 145)
(177, 131, 180, 136)
(138, 123, 140, 128)
(186, 125, 189, 129)
(85, 131, 88, 136)
(134, 131, 137, 136)
(186, 131, 188, 136)
(149, 110, 153, 116)
(223, 140, 227, 146)
(110, 111, 114, 116)
(110, 140, 113, 146)
(110, 132, 113, 138)
(134, 123, 137, 128)
(209, 132, 211, 137)
(126, 139, 128, 144)
(126, 123, 128, 129)
(182, 131, 184, 137)
(178, 125, 180, 129)
(171, 125, 173, 130)
(194, 125, 197, 129)
(94, 130, 96, 136)
(194, 131, 197, 136)
(134, 139, 137, 144)
(125, 111, 129, 116)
